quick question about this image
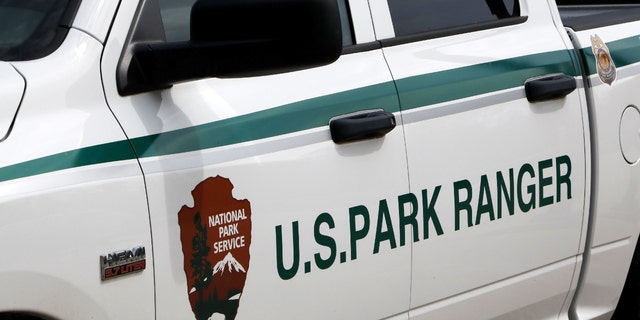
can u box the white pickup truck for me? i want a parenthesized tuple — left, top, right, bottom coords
(2, 0, 640, 319)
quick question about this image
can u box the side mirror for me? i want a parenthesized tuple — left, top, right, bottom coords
(117, 0, 343, 96)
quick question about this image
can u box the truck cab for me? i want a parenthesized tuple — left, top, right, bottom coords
(1, 0, 640, 319)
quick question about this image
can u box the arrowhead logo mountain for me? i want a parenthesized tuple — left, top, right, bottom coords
(178, 176, 252, 320)
(214, 252, 247, 276)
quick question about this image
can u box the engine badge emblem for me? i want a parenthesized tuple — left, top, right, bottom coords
(100, 246, 146, 280)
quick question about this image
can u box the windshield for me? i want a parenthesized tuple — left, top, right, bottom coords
(0, 0, 80, 61)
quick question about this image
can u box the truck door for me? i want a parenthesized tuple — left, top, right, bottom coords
(101, 0, 411, 319)
(370, 0, 589, 318)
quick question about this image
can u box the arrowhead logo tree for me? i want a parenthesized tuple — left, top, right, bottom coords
(178, 176, 252, 320)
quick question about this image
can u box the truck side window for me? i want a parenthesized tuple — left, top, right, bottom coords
(159, 0, 354, 46)
(158, 0, 196, 42)
(388, 0, 520, 37)
(338, 0, 354, 46)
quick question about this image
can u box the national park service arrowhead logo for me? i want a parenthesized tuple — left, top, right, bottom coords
(178, 176, 252, 320)
(591, 34, 616, 85)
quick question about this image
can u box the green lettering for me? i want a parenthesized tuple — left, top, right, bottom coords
(374, 199, 397, 254)
(538, 159, 554, 207)
(398, 193, 419, 246)
(556, 155, 572, 201)
(497, 169, 515, 219)
(349, 205, 370, 261)
(517, 163, 536, 212)
(314, 213, 336, 270)
(422, 186, 444, 239)
(454, 180, 474, 230)
(476, 175, 495, 225)
(276, 221, 300, 280)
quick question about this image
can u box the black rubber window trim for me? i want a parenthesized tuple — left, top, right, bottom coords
(558, 5, 640, 31)
(342, 16, 528, 54)
(381, 16, 528, 48)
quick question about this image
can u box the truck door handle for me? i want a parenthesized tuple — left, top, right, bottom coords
(525, 74, 577, 102)
(330, 110, 396, 144)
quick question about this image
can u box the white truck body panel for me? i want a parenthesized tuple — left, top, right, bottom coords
(562, 19, 640, 320)
(72, 0, 121, 43)
(0, 28, 153, 319)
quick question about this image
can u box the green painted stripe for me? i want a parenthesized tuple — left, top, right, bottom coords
(0, 82, 400, 182)
(0, 48, 606, 183)
(131, 82, 400, 158)
(0, 140, 135, 182)
(579, 35, 640, 76)
(396, 50, 581, 110)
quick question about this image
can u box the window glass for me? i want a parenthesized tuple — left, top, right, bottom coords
(0, 9, 44, 47)
(338, 0, 354, 46)
(158, 0, 354, 46)
(388, 0, 520, 37)
(0, 0, 73, 61)
(159, 0, 196, 42)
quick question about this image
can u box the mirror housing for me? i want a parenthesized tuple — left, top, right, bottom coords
(117, 0, 343, 96)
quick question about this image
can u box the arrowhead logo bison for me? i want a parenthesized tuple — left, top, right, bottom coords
(178, 176, 252, 320)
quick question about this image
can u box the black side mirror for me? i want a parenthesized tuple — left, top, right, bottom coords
(117, 0, 342, 96)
